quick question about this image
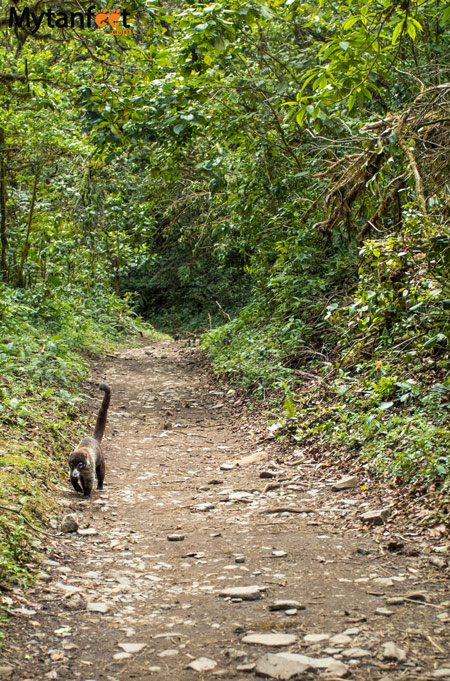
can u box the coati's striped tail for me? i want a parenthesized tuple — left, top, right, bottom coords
(93, 383, 111, 442)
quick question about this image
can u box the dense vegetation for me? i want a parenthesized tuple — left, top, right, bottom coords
(0, 0, 449, 588)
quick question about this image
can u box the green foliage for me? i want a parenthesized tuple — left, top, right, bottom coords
(204, 300, 297, 392)
(1, 0, 449, 536)
(205, 210, 450, 498)
(292, 374, 450, 493)
(0, 0, 166, 586)
(121, 219, 251, 330)
(0, 276, 158, 586)
(0, 521, 36, 586)
(328, 218, 450, 359)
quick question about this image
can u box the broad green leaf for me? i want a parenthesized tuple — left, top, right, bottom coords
(406, 20, 416, 40)
(296, 109, 306, 125)
(378, 401, 394, 410)
(343, 15, 358, 30)
(392, 20, 404, 44)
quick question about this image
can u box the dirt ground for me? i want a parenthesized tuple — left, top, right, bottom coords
(1, 340, 449, 681)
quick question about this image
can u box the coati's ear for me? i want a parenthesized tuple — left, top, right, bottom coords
(69, 451, 87, 467)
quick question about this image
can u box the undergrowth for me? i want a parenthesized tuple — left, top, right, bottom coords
(0, 281, 161, 599)
(203, 217, 450, 517)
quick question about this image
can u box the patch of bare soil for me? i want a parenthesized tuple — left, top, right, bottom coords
(1, 340, 449, 681)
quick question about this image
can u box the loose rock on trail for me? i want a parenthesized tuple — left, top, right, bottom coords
(2, 340, 449, 680)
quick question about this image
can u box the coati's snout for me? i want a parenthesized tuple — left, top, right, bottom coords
(69, 451, 87, 480)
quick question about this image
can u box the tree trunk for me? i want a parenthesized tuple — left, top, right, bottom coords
(17, 167, 39, 288)
(0, 127, 8, 281)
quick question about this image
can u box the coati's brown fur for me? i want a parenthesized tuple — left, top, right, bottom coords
(68, 383, 111, 497)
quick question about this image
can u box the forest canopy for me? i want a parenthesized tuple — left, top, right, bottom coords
(0, 0, 449, 549)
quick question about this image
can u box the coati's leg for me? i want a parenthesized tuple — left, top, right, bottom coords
(70, 477, 83, 494)
(96, 458, 105, 490)
(81, 475, 93, 498)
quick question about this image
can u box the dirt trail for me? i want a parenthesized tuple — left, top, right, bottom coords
(2, 340, 449, 681)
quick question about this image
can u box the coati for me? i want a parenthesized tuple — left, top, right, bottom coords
(68, 383, 111, 498)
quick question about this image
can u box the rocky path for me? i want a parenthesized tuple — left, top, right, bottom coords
(1, 340, 449, 681)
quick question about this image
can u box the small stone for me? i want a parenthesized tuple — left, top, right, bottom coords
(228, 491, 253, 502)
(329, 634, 352, 645)
(63, 593, 87, 611)
(113, 652, 131, 661)
(242, 633, 297, 646)
(187, 657, 217, 672)
(433, 670, 450, 678)
(87, 601, 109, 614)
(117, 642, 146, 653)
(219, 586, 262, 600)
(158, 649, 178, 657)
(226, 649, 247, 660)
(361, 508, 391, 525)
(78, 527, 98, 536)
(331, 476, 359, 491)
(54, 626, 72, 636)
(381, 642, 407, 662)
(255, 653, 311, 679)
(405, 591, 428, 602)
(255, 653, 348, 679)
(186, 551, 205, 559)
(304, 633, 330, 644)
(167, 534, 184, 541)
(220, 463, 234, 471)
(235, 555, 245, 564)
(61, 514, 79, 533)
(375, 608, 394, 616)
(386, 597, 405, 605)
(341, 648, 371, 658)
(430, 556, 446, 568)
(272, 550, 287, 558)
(0, 666, 14, 678)
(236, 662, 256, 672)
(193, 503, 215, 512)
(54, 582, 82, 594)
(285, 609, 297, 616)
(269, 600, 305, 612)
(373, 577, 394, 587)
(14, 607, 36, 616)
(260, 470, 277, 479)
(61, 641, 78, 651)
(324, 660, 350, 677)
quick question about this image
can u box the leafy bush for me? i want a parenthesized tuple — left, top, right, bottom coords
(0, 280, 158, 586)
(204, 215, 450, 503)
